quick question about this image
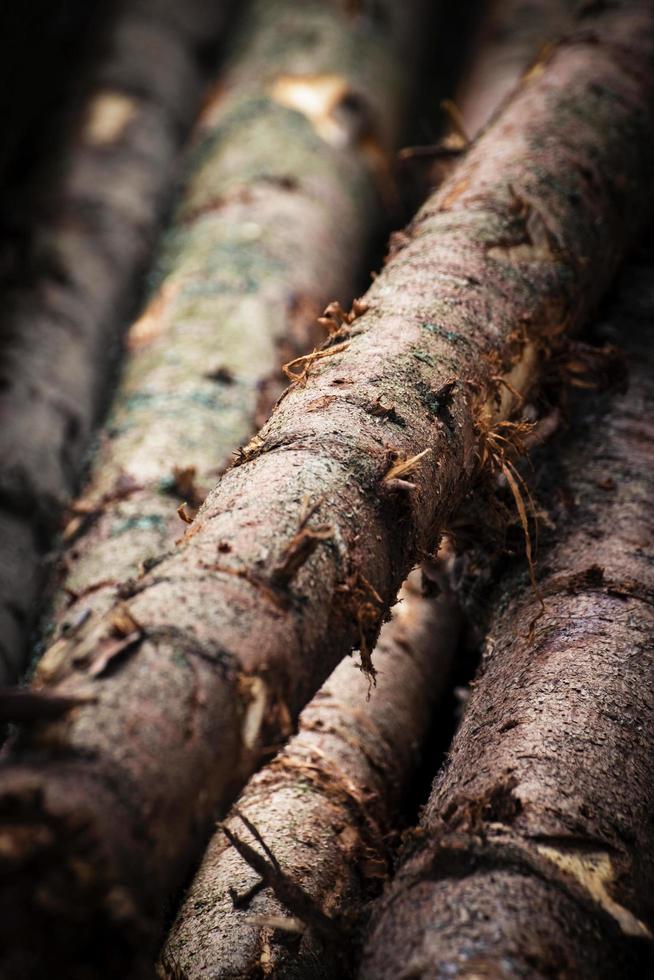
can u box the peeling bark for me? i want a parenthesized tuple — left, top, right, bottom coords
(0, 4, 653, 975)
(160, 570, 461, 979)
(359, 253, 654, 979)
(48, 0, 431, 648)
(0, 0, 230, 682)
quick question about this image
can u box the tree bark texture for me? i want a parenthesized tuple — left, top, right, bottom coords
(48, 0, 431, 649)
(0, 0, 231, 682)
(159, 6, 569, 976)
(1, 3, 653, 975)
(160, 570, 461, 979)
(359, 252, 654, 979)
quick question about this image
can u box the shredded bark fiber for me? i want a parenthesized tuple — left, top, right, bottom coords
(48, 0, 430, 657)
(359, 252, 654, 979)
(1, 4, 654, 975)
(160, 570, 461, 978)
(0, 0, 231, 682)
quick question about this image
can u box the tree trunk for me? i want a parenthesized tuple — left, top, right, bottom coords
(359, 250, 654, 978)
(0, 0, 112, 202)
(48, 0, 432, 646)
(1, 3, 653, 975)
(160, 6, 569, 976)
(0, 0, 231, 682)
(160, 570, 461, 979)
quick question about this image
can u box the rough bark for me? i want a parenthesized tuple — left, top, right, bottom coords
(1, 4, 654, 975)
(48, 0, 431, 648)
(160, 569, 460, 979)
(159, 8, 563, 977)
(0, 0, 230, 682)
(359, 253, 654, 979)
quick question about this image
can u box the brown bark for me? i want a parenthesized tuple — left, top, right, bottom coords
(160, 570, 461, 979)
(48, 0, 432, 647)
(159, 8, 562, 977)
(0, 0, 230, 682)
(359, 252, 654, 978)
(0, 4, 653, 975)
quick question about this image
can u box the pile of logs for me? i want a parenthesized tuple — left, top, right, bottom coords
(0, 1, 652, 977)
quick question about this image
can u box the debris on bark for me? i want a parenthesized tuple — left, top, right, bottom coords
(0, 0, 231, 682)
(1, 4, 654, 974)
(48, 0, 431, 653)
(160, 569, 461, 979)
(359, 251, 654, 979)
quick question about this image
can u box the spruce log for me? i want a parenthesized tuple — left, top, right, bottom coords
(0, 0, 109, 195)
(160, 570, 460, 979)
(159, 6, 569, 976)
(0, 0, 230, 682)
(49, 0, 431, 644)
(1, 3, 654, 975)
(359, 253, 654, 978)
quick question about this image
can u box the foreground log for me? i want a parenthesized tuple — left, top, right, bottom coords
(160, 570, 460, 979)
(49, 0, 432, 642)
(0, 0, 230, 682)
(1, 4, 654, 974)
(160, 6, 569, 977)
(458, 0, 573, 135)
(359, 254, 654, 978)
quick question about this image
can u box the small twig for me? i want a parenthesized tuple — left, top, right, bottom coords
(270, 496, 333, 589)
(282, 341, 350, 383)
(243, 915, 305, 933)
(228, 879, 266, 910)
(440, 98, 471, 145)
(222, 811, 347, 952)
(270, 526, 333, 589)
(177, 502, 195, 525)
(382, 448, 430, 483)
(235, 810, 282, 869)
(0, 688, 97, 724)
(398, 143, 465, 161)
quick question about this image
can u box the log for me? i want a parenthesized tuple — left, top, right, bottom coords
(359, 251, 654, 978)
(0, 0, 110, 195)
(1, 2, 654, 974)
(159, 6, 569, 976)
(160, 570, 461, 979)
(49, 0, 432, 645)
(0, 0, 231, 682)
